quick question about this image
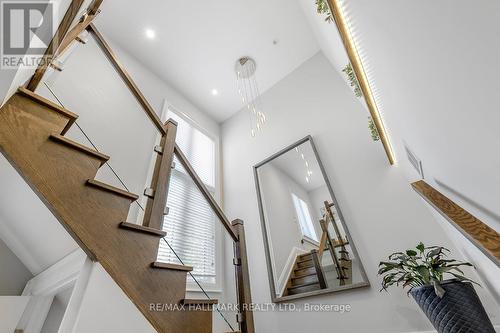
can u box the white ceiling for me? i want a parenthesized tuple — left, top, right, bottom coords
(96, 0, 321, 122)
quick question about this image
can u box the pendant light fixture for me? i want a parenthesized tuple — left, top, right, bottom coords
(235, 57, 266, 137)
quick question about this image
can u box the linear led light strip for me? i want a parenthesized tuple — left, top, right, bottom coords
(327, 0, 396, 165)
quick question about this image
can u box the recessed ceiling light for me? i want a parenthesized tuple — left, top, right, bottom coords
(145, 29, 156, 39)
(211, 89, 219, 96)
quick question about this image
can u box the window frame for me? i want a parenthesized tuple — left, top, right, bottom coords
(162, 104, 224, 293)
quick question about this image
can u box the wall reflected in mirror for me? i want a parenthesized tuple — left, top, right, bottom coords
(254, 136, 369, 302)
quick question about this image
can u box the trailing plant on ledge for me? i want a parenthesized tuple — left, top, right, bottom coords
(368, 117, 380, 141)
(342, 63, 362, 98)
(316, 2, 382, 144)
(378, 242, 478, 298)
(315, 0, 334, 23)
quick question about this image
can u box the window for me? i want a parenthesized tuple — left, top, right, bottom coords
(157, 109, 218, 286)
(291, 193, 318, 242)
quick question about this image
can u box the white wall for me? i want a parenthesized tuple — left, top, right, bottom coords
(0, 238, 33, 295)
(221, 52, 499, 333)
(339, 0, 500, 306)
(258, 163, 316, 276)
(308, 185, 329, 225)
(40, 295, 66, 333)
(0, 154, 79, 276)
(0, 296, 30, 332)
(72, 263, 156, 333)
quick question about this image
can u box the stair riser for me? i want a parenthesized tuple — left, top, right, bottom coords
(294, 267, 316, 277)
(296, 260, 313, 269)
(292, 275, 318, 286)
(298, 254, 312, 262)
(50, 134, 109, 167)
(288, 284, 321, 295)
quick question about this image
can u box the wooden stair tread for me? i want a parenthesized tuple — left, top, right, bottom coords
(288, 280, 319, 290)
(291, 272, 317, 280)
(86, 179, 139, 201)
(181, 299, 218, 305)
(119, 222, 166, 237)
(50, 134, 110, 165)
(152, 261, 193, 272)
(18, 87, 78, 119)
(291, 275, 319, 286)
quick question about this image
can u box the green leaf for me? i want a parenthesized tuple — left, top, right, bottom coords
(368, 117, 380, 141)
(406, 250, 417, 257)
(416, 266, 430, 284)
(416, 242, 425, 253)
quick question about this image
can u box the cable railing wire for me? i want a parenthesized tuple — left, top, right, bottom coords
(43, 82, 145, 212)
(43, 81, 236, 332)
(162, 237, 236, 332)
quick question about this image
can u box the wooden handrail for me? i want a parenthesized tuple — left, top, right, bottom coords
(26, 0, 86, 91)
(318, 230, 328, 259)
(174, 144, 239, 242)
(311, 249, 327, 289)
(26, 1, 165, 137)
(320, 219, 346, 284)
(142, 120, 177, 230)
(412, 180, 500, 265)
(86, 23, 166, 135)
(52, 0, 103, 63)
(324, 201, 342, 242)
(174, 146, 252, 331)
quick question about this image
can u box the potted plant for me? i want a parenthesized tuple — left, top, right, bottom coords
(379, 242, 495, 333)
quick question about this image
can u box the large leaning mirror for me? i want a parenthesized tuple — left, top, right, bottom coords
(254, 136, 369, 302)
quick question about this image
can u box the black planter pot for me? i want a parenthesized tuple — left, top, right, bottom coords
(410, 279, 495, 333)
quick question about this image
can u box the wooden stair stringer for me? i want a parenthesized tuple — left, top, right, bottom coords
(0, 91, 212, 333)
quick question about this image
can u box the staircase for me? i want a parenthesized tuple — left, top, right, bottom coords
(284, 250, 327, 296)
(0, 87, 250, 333)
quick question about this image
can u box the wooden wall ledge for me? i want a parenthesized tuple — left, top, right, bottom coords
(412, 180, 500, 267)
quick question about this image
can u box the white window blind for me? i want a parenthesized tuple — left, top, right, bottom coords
(291, 193, 318, 242)
(157, 110, 217, 284)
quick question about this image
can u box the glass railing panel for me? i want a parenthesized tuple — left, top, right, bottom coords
(157, 156, 239, 332)
(35, 29, 162, 223)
